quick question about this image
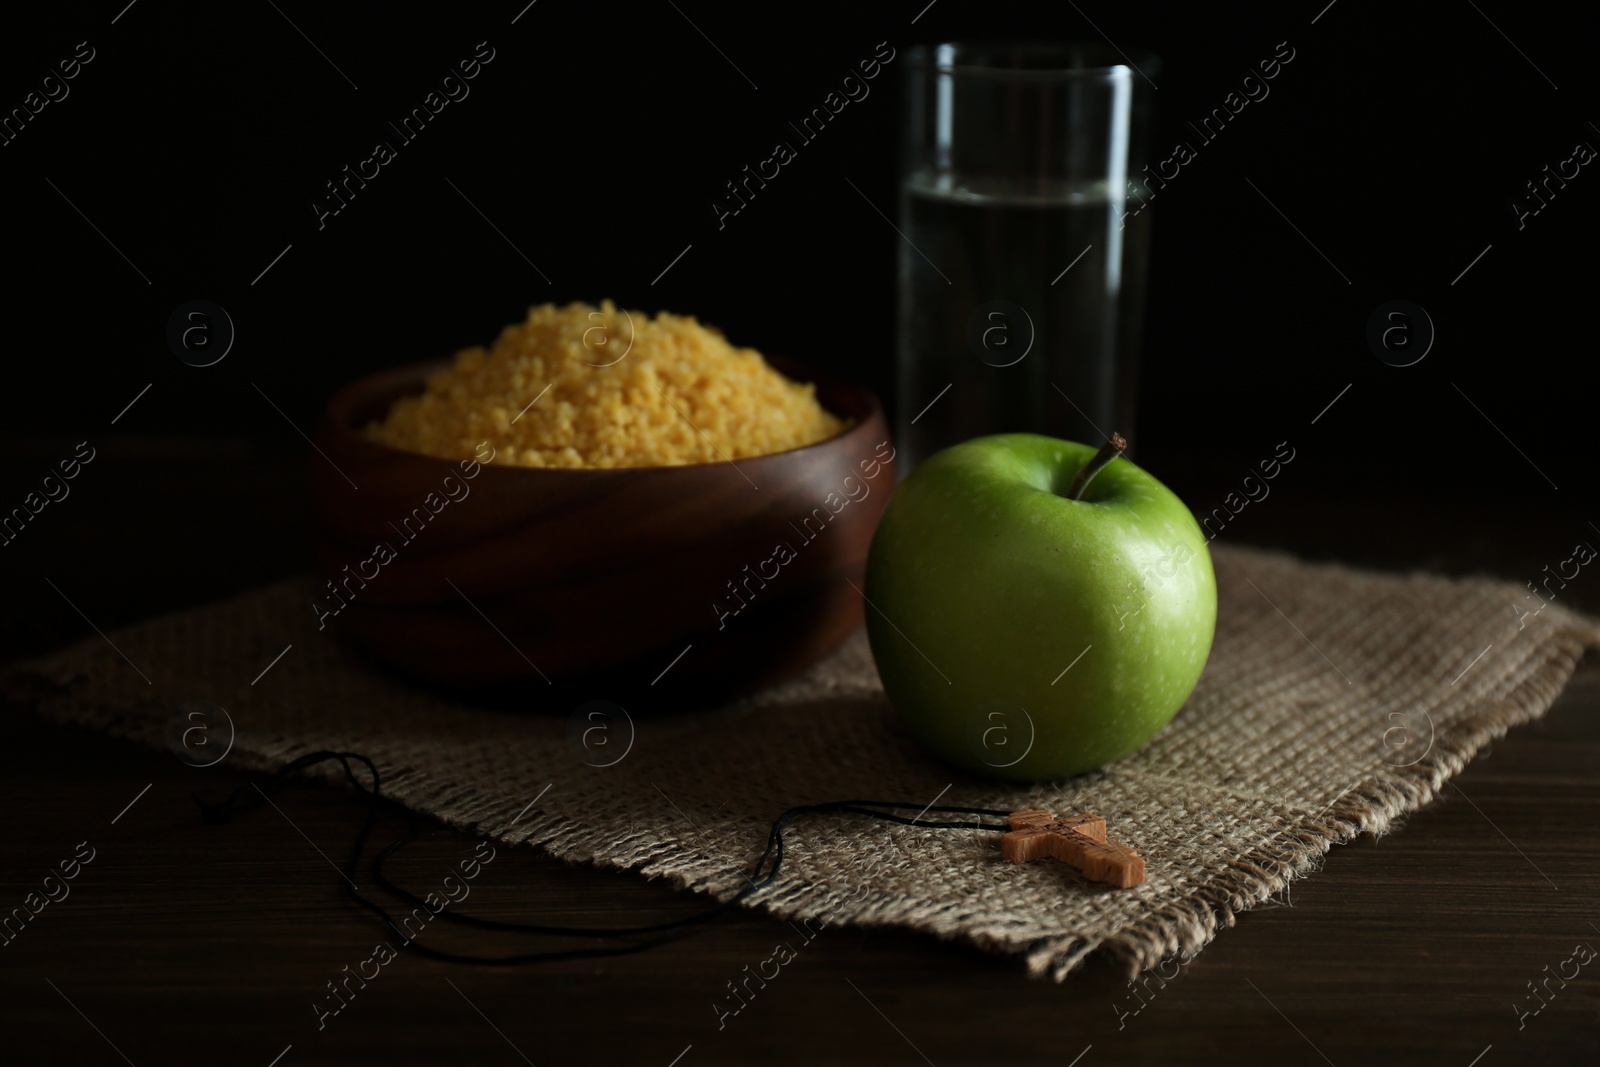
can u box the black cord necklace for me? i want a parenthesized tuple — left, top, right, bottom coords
(194, 750, 1015, 965)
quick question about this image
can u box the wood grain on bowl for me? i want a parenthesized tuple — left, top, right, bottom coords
(309, 357, 895, 706)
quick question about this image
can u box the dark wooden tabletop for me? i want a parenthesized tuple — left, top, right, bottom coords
(1, 442, 1596, 1066)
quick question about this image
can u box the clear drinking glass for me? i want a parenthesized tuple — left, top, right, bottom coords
(897, 43, 1160, 471)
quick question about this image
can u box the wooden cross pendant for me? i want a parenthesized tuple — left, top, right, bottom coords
(1001, 809, 1146, 888)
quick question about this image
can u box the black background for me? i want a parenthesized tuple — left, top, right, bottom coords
(1, 0, 1594, 523)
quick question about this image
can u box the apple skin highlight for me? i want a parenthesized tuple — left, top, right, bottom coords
(864, 433, 1218, 782)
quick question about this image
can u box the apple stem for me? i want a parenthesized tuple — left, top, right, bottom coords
(1066, 433, 1128, 500)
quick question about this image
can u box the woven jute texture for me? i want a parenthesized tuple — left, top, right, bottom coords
(4, 545, 1597, 980)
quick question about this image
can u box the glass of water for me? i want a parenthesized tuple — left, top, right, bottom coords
(897, 43, 1160, 471)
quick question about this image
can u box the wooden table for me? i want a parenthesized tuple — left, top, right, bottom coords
(2, 441, 1596, 1065)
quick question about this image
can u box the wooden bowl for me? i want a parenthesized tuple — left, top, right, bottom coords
(309, 357, 895, 707)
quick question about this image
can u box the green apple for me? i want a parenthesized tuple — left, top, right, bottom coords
(864, 433, 1216, 781)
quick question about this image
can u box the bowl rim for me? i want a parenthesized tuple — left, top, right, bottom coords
(318, 353, 890, 476)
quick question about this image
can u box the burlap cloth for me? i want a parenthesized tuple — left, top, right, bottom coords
(4, 545, 1597, 980)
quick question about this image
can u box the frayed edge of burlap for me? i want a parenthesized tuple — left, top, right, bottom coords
(1035, 622, 1600, 983)
(4, 615, 1598, 985)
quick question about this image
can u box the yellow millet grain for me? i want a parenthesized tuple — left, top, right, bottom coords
(366, 301, 848, 468)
